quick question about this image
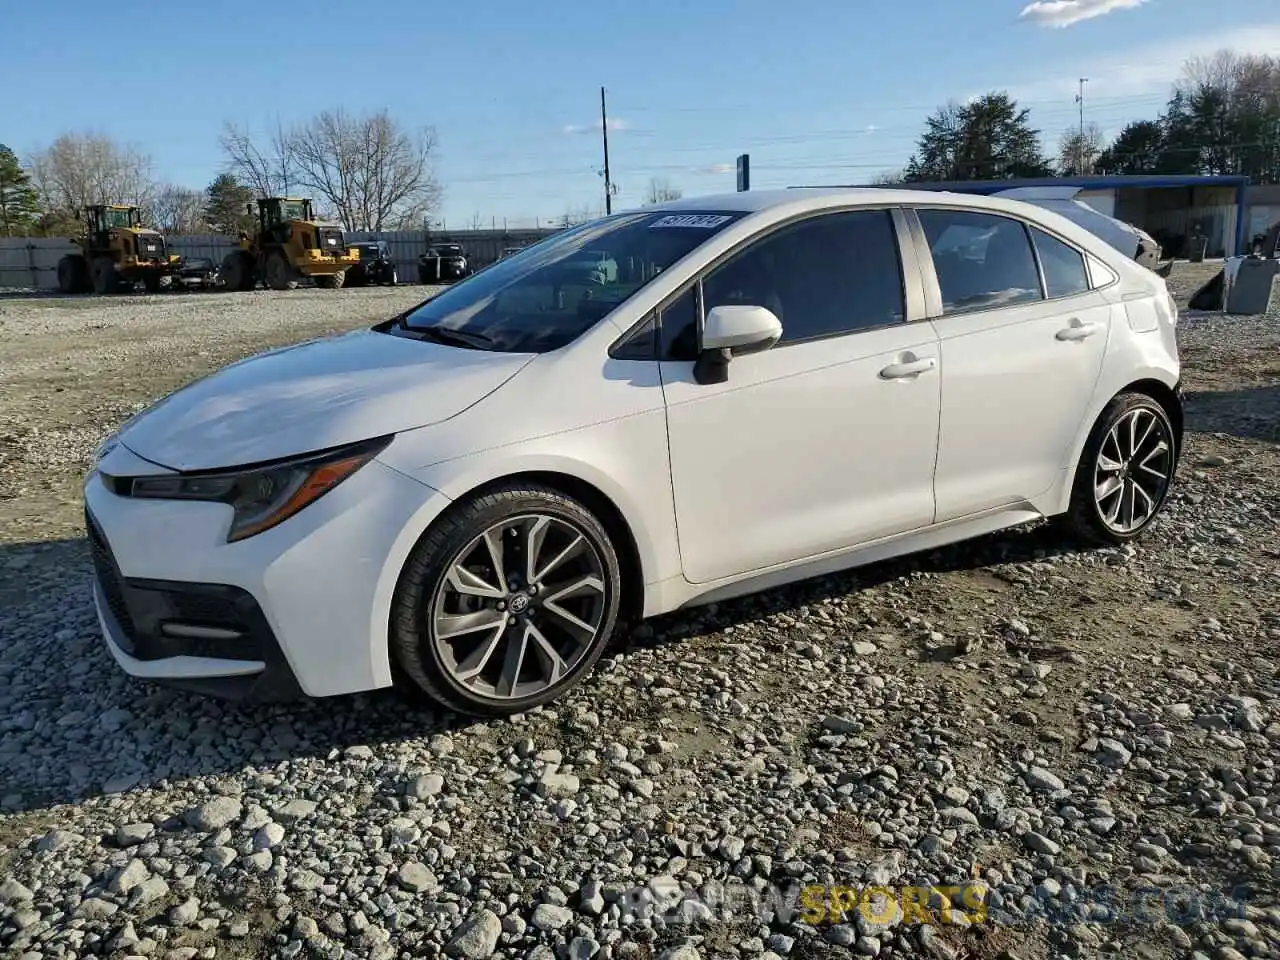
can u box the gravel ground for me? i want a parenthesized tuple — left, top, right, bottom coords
(1, 267, 1278, 960)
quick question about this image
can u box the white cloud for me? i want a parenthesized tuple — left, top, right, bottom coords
(561, 118, 630, 135)
(866, 124, 880, 133)
(1018, 0, 1146, 28)
(694, 163, 736, 175)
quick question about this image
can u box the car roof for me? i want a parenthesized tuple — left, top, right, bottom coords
(628, 187, 1059, 220)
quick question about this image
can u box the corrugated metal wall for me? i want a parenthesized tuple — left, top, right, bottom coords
(0, 228, 561, 291)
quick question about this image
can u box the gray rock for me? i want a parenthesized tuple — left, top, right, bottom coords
(444, 909, 502, 959)
(1095, 738, 1132, 767)
(115, 823, 154, 846)
(36, 829, 80, 852)
(0, 878, 34, 903)
(658, 947, 703, 960)
(1025, 766, 1065, 791)
(254, 822, 286, 849)
(822, 715, 859, 734)
(132, 876, 170, 907)
(1024, 831, 1061, 856)
(537, 771, 581, 799)
(568, 937, 601, 960)
(75, 897, 119, 920)
(397, 861, 440, 894)
(825, 925, 858, 947)
(186, 797, 242, 831)
(531, 903, 574, 931)
(108, 858, 150, 895)
(409, 773, 445, 798)
(276, 798, 317, 822)
(168, 897, 200, 926)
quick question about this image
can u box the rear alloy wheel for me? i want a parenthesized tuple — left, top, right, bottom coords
(1062, 392, 1177, 545)
(391, 485, 623, 716)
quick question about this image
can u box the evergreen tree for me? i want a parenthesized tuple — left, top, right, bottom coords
(0, 144, 39, 237)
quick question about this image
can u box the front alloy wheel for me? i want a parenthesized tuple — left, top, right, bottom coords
(391, 484, 623, 715)
(433, 515, 607, 700)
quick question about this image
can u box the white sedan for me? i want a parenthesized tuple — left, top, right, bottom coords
(85, 189, 1182, 715)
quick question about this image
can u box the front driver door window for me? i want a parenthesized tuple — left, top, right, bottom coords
(659, 208, 942, 584)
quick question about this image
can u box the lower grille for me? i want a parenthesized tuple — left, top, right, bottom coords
(85, 510, 137, 649)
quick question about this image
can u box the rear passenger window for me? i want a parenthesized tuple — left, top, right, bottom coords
(917, 209, 1043, 315)
(1031, 227, 1090, 298)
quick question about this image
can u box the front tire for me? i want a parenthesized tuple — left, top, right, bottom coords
(1060, 392, 1177, 545)
(265, 252, 298, 290)
(391, 484, 623, 717)
(57, 255, 89, 293)
(91, 256, 118, 294)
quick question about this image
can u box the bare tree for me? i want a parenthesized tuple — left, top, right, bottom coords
(27, 132, 154, 215)
(285, 109, 441, 230)
(148, 185, 207, 234)
(1057, 123, 1107, 175)
(867, 169, 906, 185)
(219, 120, 294, 199)
(644, 176, 683, 205)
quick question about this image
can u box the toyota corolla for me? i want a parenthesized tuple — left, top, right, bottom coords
(85, 189, 1182, 716)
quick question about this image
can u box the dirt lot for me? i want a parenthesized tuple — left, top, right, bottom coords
(0, 267, 1278, 960)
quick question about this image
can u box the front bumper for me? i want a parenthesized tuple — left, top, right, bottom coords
(88, 510, 302, 700)
(83, 445, 453, 699)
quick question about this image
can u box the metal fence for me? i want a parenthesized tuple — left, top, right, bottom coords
(0, 228, 561, 291)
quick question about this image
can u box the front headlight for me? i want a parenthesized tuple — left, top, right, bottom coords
(127, 435, 392, 542)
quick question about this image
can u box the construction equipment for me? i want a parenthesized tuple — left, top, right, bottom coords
(219, 198, 359, 291)
(56, 205, 180, 294)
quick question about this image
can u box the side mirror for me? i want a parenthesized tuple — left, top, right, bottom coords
(693, 304, 782, 385)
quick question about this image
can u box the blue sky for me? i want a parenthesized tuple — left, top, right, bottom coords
(4, 0, 1278, 228)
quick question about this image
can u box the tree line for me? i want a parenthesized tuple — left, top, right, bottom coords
(1, 49, 1276, 239)
(0, 107, 440, 238)
(894, 50, 1280, 184)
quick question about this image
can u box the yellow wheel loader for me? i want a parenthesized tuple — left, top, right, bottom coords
(56, 205, 181, 294)
(219, 198, 359, 291)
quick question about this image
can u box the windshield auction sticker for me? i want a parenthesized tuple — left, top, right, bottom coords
(650, 214, 733, 229)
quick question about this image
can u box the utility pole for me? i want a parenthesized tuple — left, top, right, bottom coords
(600, 86, 613, 215)
(1075, 78, 1089, 175)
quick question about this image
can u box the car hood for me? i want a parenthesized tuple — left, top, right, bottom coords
(118, 328, 533, 472)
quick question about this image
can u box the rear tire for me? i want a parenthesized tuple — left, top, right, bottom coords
(390, 483, 624, 717)
(265, 252, 297, 291)
(1058, 392, 1178, 546)
(385, 268, 398, 286)
(91, 256, 117, 294)
(142, 273, 162, 293)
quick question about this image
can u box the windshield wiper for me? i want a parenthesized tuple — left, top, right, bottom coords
(401, 321, 495, 350)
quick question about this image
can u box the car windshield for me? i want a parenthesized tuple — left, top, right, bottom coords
(398, 211, 744, 353)
(437, 245, 463, 255)
(356, 245, 379, 259)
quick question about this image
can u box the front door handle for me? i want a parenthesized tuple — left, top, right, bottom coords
(879, 356, 937, 380)
(1055, 318, 1101, 341)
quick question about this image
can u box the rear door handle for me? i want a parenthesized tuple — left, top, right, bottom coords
(879, 356, 937, 380)
(1056, 319, 1101, 341)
